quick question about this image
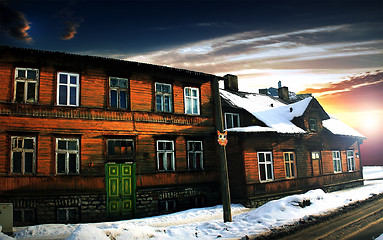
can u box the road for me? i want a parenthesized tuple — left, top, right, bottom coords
(250, 194, 383, 240)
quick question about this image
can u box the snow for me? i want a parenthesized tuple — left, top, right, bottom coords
(221, 89, 364, 137)
(323, 116, 365, 138)
(221, 89, 312, 133)
(226, 126, 276, 133)
(3, 166, 381, 240)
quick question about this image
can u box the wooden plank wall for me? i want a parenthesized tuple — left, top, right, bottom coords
(0, 48, 219, 193)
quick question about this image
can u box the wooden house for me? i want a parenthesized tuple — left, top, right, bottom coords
(0, 46, 221, 226)
(221, 76, 366, 207)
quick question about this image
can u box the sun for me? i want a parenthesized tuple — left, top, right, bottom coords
(359, 111, 382, 136)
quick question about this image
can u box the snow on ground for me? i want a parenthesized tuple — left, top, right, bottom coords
(2, 166, 383, 240)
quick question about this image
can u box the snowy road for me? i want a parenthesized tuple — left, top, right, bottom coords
(256, 194, 383, 240)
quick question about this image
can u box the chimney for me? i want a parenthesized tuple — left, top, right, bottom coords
(224, 74, 238, 92)
(259, 88, 268, 95)
(278, 86, 289, 101)
(278, 80, 282, 89)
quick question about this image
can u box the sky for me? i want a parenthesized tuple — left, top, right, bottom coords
(6, 166, 383, 239)
(1, 0, 382, 164)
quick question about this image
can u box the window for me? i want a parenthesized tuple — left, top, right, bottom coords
(257, 152, 274, 182)
(109, 77, 129, 109)
(107, 139, 134, 160)
(284, 152, 296, 178)
(14, 208, 35, 225)
(309, 118, 317, 132)
(190, 196, 206, 208)
(155, 83, 172, 112)
(159, 199, 176, 213)
(225, 113, 240, 129)
(57, 207, 78, 223)
(187, 141, 203, 170)
(11, 136, 36, 174)
(332, 151, 342, 173)
(184, 87, 200, 115)
(311, 151, 322, 176)
(347, 150, 356, 172)
(14, 68, 39, 103)
(57, 72, 79, 106)
(157, 140, 175, 171)
(56, 138, 79, 174)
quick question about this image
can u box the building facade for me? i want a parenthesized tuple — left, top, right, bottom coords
(221, 77, 365, 207)
(0, 46, 220, 226)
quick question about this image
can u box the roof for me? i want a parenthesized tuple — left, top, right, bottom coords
(221, 89, 364, 138)
(323, 116, 365, 138)
(0, 45, 217, 80)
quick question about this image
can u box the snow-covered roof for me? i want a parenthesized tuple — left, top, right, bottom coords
(221, 89, 311, 134)
(323, 116, 365, 138)
(221, 89, 364, 138)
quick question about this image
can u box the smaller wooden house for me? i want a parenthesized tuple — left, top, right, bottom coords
(220, 75, 365, 207)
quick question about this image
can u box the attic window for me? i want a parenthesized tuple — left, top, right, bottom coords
(309, 118, 317, 132)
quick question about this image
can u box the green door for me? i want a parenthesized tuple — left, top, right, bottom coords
(105, 163, 136, 218)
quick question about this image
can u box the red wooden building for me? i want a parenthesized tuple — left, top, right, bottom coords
(221, 76, 366, 207)
(0, 46, 221, 225)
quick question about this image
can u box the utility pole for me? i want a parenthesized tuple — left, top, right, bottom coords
(213, 77, 232, 222)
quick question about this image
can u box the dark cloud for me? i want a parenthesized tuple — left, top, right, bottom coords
(61, 21, 80, 40)
(57, 7, 83, 40)
(0, 0, 32, 43)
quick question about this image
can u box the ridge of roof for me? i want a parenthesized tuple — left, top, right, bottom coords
(0, 45, 217, 79)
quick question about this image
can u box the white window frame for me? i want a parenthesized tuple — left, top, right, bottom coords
(257, 151, 274, 182)
(332, 150, 342, 173)
(187, 141, 203, 170)
(184, 87, 200, 115)
(10, 136, 36, 174)
(109, 77, 129, 109)
(347, 150, 356, 172)
(56, 138, 80, 175)
(156, 140, 175, 171)
(224, 113, 240, 129)
(283, 151, 296, 178)
(57, 72, 80, 106)
(155, 82, 172, 112)
(14, 68, 39, 103)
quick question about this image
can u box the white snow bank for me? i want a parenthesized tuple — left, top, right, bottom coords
(66, 225, 108, 240)
(11, 167, 383, 240)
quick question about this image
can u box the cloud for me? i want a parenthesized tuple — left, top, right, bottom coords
(0, 0, 32, 43)
(61, 21, 80, 40)
(125, 23, 383, 76)
(57, 7, 83, 40)
(300, 70, 383, 95)
(301, 71, 383, 113)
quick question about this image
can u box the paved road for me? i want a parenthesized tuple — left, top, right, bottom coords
(250, 194, 383, 240)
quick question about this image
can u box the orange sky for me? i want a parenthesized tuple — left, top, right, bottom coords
(300, 71, 383, 165)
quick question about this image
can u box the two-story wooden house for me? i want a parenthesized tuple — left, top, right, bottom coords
(221, 75, 366, 207)
(0, 46, 221, 226)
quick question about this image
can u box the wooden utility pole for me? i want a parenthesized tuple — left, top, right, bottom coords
(213, 77, 232, 222)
